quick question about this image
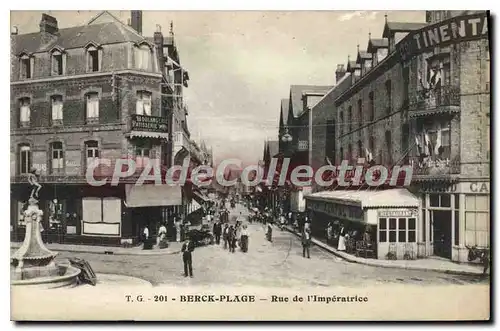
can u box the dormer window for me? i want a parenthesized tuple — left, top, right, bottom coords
(89, 49, 99, 72)
(19, 54, 34, 79)
(135, 44, 152, 71)
(50, 49, 65, 76)
(85, 43, 102, 73)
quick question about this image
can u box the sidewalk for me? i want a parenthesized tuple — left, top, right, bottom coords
(285, 226, 486, 276)
(10, 241, 182, 256)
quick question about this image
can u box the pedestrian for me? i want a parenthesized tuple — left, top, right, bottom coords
(223, 224, 229, 249)
(302, 223, 311, 258)
(326, 222, 333, 246)
(158, 222, 167, 248)
(213, 220, 222, 245)
(337, 223, 346, 252)
(228, 225, 236, 253)
(181, 235, 195, 278)
(266, 221, 273, 242)
(143, 225, 149, 242)
(240, 224, 249, 252)
(235, 222, 242, 247)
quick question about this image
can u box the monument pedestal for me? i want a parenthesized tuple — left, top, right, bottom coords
(11, 198, 58, 280)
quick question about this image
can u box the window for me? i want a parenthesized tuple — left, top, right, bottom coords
(379, 217, 416, 243)
(454, 210, 460, 246)
(339, 111, 344, 136)
(136, 91, 152, 115)
(408, 218, 416, 242)
(465, 195, 490, 247)
(348, 106, 352, 132)
(51, 52, 64, 76)
(357, 140, 363, 158)
(339, 147, 344, 161)
(369, 92, 374, 121)
(19, 144, 31, 174)
(85, 93, 99, 122)
(385, 131, 392, 165)
(51, 95, 63, 124)
(85, 141, 99, 169)
(389, 218, 397, 242)
(51, 142, 64, 173)
(20, 55, 32, 79)
(486, 114, 490, 160)
(135, 45, 151, 70)
(87, 47, 100, 72)
(486, 45, 490, 92)
(429, 194, 451, 208)
(398, 218, 407, 242)
(357, 99, 363, 128)
(135, 140, 151, 168)
(19, 98, 30, 127)
(385, 80, 392, 114)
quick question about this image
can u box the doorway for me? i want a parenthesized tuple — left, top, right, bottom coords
(131, 207, 162, 242)
(432, 210, 452, 259)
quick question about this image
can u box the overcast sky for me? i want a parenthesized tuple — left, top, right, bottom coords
(11, 10, 425, 165)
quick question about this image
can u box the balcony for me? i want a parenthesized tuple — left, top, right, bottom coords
(410, 155, 460, 181)
(408, 85, 460, 118)
(127, 114, 169, 140)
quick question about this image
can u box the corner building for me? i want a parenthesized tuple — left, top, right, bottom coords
(307, 11, 490, 262)
(10, 11, 197, 246)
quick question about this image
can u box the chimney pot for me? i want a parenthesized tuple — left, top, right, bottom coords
(39, 13, 58, 35)
(131, 10, 143, 35)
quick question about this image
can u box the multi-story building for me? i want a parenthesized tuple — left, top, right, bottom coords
(306, 11, 490, 262)
(10, 11, 199, 246)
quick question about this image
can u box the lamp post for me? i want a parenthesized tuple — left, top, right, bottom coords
(280, 127, 293, 215)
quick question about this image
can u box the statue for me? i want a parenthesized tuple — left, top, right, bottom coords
(27, 168, 42, 200)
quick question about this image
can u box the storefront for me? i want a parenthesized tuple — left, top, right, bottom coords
(306, 188, 420, 260)
(417, 180, 490, 263)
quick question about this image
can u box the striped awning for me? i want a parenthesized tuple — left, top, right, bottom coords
(306, 188, 420, 209)
(128, 131, 170, 140)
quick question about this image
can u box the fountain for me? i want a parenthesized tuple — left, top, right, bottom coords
(11, 175, 80, 289)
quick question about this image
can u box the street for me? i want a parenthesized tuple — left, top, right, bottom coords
(46, 204, 488, 288)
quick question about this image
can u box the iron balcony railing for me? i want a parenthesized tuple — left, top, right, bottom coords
(408, 85, 461, 113)
(410, 155, 461, 177)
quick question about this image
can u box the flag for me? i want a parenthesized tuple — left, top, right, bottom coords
(424, 132, 433, 156)
(365, 148, 373, 163)
(434, 126, 442, 156)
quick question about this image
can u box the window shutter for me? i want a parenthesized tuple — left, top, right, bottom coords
(98, 48, 103, 72)
(62, 53, 66, 75)
(30, 57, 34, 78)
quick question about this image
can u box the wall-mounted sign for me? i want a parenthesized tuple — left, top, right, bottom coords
(298, 140, 309, 151)
(397, 12, 489, 62)
(378, 209, 418, 218)
(131, 114, 168, 133)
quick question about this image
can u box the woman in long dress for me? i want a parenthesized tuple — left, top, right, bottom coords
(337, 224, 346, 251)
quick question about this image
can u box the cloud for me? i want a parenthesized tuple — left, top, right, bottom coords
(338, 11, 365, 22)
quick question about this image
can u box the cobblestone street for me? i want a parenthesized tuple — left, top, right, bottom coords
(44, 204, 488, 288)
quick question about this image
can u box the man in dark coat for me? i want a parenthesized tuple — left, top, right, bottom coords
(213, 220, 222, 245)
(181, 236, 195, 277)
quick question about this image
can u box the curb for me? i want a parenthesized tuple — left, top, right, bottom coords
(11, 245, 182, 257)
(284, 227, 485, 277)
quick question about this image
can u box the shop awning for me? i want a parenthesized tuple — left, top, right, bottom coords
(305, 188, 420, 209)
(127, 131, 170, 140)
(193, 190, 210, 204)
(125, 184, 182, 207)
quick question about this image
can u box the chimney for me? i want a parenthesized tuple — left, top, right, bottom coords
(131, 10, 142, 35)
(11, 26, 18, 35)
(39, 13, 58, 35)
(154, 25, 164, 71)
(335, 64, 346, 84)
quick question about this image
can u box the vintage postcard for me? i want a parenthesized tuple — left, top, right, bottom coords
(10, 10, 490, 321)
